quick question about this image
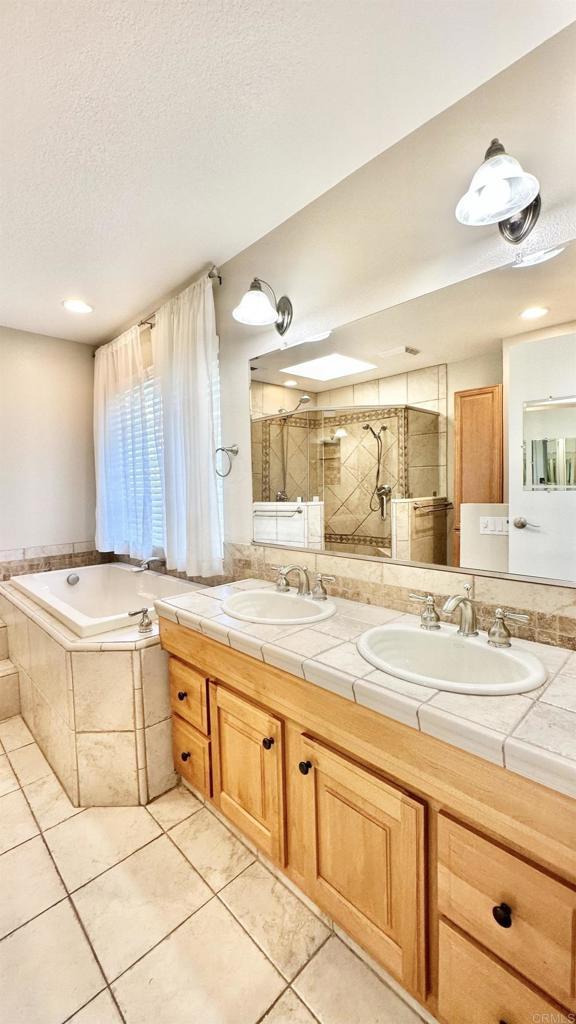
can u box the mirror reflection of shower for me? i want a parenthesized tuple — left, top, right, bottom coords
(276, 396, 312, 500)
(363, 423, 392, 519)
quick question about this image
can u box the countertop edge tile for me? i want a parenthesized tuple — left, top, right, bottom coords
(418, 704, 505, 766)
(504, 737, 576, 800)
(302, 659, 356, 700)
(353, 678, 423, 729)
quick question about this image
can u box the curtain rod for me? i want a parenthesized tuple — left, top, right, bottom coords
(138, 264, 223, 328)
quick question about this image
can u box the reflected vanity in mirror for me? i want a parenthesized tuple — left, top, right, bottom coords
(249, 241, 576, 584)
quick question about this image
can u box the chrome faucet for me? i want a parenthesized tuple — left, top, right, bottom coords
(442, 584, 478, 637)
(278, 564, 311, 596)
(132, 558, 163, 573)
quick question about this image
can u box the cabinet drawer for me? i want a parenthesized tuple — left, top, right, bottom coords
(169, 657, 209, 734)
(172, 714, 211, 797)
(439, 921, 572, 1023)
(438, 815, 576, 1008)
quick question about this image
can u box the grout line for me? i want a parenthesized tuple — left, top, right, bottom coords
(13, 770, 128, 1023)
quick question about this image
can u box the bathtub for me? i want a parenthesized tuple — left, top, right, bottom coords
(11, 562, 196, 637)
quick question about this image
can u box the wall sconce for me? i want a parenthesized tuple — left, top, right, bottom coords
(232, 278, 293, 335)
(456, 138, 541, 244)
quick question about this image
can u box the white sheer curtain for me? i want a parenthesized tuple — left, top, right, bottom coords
(154, 275, 223, 577)
(94, 325, 165, 559)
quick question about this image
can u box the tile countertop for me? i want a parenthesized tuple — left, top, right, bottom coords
(155, 579, 576, 802)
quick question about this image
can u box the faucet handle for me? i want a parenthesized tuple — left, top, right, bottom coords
(488, 607, 529, 648)
(409, 593, 441, 630)
(502, 608, 530, 623)
(270, 565, 290, 592)
(312, 573, 336, 601)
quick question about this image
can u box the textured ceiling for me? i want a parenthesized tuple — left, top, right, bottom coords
(1, 0, 575, 344)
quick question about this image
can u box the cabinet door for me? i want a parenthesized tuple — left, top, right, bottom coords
(299, 737, 426, 997)
(453, 384, 503, 529)
(210, 684, 285, 864)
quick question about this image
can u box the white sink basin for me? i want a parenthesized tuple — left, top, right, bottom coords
(222, 590, 336, 626)
(357, 623, 546, 695)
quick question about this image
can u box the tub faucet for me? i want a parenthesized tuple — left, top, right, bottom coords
(132, 558, 163, 573)
(442, 584, 478, 637)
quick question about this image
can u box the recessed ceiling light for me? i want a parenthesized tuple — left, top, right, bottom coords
(512, 246, 565, 268)
(520, 306, 549, 320)
(281, 353, 377, 382)
(62, 298, 93, 314)
(284, 379, 299, 387)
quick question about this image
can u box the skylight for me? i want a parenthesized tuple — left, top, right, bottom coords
(281, 353, 377, 382)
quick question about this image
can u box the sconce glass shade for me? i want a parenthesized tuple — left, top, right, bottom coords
(232, 280, 279, 326)
(456, 144, 540, 226)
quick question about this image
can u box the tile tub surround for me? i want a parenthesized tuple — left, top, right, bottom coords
(156, 580, 576, 800)
(0, 547, 113, 582)
(0, 581, 206, 807)
(224, 542, 576, 651)
(0, 760, 426, 1024)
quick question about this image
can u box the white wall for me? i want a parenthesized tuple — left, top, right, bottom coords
(214, 28, 576, 547)
(0, 326, 96, 555)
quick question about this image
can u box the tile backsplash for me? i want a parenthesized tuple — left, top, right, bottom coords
(224, 542, 576, 651)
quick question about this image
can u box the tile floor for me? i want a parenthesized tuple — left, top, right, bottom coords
(0, 713, 425, 1024)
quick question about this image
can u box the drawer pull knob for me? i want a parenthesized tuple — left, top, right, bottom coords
(262, 737, 275, 750)
(180, 751, 191, 762)
(177, 691, 188, 701)
(492, 902, 512, 928)
(298, 760, 313, 775)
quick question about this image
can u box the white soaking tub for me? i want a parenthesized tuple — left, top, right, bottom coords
(11, 562, 196, 637)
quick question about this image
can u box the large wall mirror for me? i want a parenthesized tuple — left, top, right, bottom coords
(248, 241, 576, 584)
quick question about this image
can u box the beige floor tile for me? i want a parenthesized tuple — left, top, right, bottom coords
(44, 806, 161, 890)
(293, 937, 423, 1024)
(73, 835, 211, 980)
(0, 834, 66, 938)
(24, 773, 83, 830)
(0, 751, 19, 796)
(262, 989, 318, 1024)
(146, 784, 202, 830)
(170, 806, 255, 890)
(113, 898, 284, 1024)
(0, 788, 39, 854)
(8, 741, 53, 785)
(68, 990, 123, 1023)
(0, 899, 105, 1024)
(220, 861, 330, 979)
(0, 715, 34, 752)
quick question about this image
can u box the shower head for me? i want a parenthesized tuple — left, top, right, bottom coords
(363, 422, 387, 439)
(278, 394, 312, 414)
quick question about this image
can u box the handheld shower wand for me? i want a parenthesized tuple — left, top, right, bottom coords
(363, 423, 392, 519)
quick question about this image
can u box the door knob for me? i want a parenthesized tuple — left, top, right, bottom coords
(180, 751, 191, 762)
(298, 760, 312, 775)
(177, 691, 187, 701)
(513, 516, 540, 529)
(492, 902, 512, 928)
(262, 737, 274, 750)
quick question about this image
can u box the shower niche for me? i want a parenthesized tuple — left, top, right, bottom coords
(251, 403, 448, 560)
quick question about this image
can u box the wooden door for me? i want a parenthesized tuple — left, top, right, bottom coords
(299, 737, 426, 997)
(210, 683, 285, 864)
(453, 384, 503, 564)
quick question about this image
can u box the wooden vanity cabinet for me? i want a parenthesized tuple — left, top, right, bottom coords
(161, 618, 576, 1019)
